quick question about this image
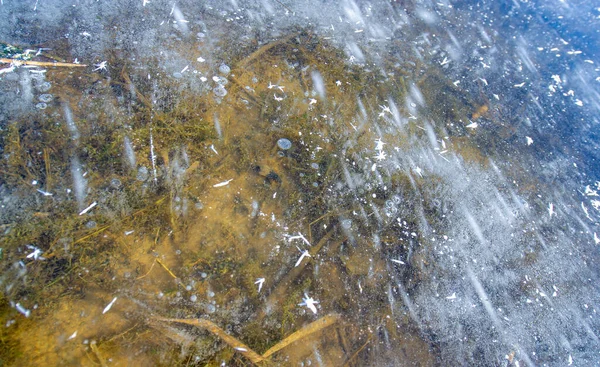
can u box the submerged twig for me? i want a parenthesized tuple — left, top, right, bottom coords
(154, 317, 265, 364)
(0, 58, 87, 67)
(262, 314, 340, 358)
(155, 314, 341, 364)
(156, 258, 178, 279)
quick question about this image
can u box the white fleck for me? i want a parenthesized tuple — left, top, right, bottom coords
(514, 82, 526, 88)
(79, 201, 97, 216)
(36, 189, 53, 196)
(594, 232, 600, 245)
(196, 56, 205, 63)
(287, 232, 311, 246)
(254, 278, 265, 293)
(299, 293, 319, 314)
(548, 203, 555, 217)
(446, 292, 457, 300)
(373, 150, 387, 161)
(102, 297, 117, 314)
(210, 144, 219, 155)
(213, 179, 233, 187)
(15, 303, 30, 317)
(235, 347, 247, 352)
(526, 136, 533, 146)
(391, 259, 405, 265)
(68, 331, 78, 340)
(582, 202, 592, 220)
(93, 61, 108, 71)
(26, 246, 44, 261)
(295, 247, 311, 267)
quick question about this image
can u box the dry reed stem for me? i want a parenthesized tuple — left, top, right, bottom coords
(261, 314, 340, 358)
(0, 58, 87, 67)
(154, 317, 265, 364)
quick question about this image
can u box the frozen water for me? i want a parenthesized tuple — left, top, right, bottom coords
(0, 0, 599, 366)
(277, 138, 291, 150)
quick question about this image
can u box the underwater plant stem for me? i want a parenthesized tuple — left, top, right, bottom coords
(0, 58, 87, 67)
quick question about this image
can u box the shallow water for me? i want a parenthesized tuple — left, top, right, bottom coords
(1, 1, 600, 366)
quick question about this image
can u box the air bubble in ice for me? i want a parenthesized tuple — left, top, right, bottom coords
(218, 63, 230, 75)
(213, 76, 228, 85)
(36, 102, 47, 110)
(38, 94, 53, 103)
(110, 178, 122, 189)
(311, 163, 319, 170)
(213, 85, 228, 97)
(277, 138, 291, 150)
(341, 219, 352, 229)
(190, 295, 197, 302)
(38, 82, 51, 92)
(137, 166, 149, 181)
(172, 72, 183, 79)
(206, 304, 216, 313)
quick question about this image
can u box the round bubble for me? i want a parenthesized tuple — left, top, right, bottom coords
(38, 82, 51, 92)
(341, 219, 352, 229)
(206, 304, 216, 313)
(277, 138, 292, 150)
(110, 178, 122, 189)
(218, 63, 230, 75)
(213, 85, 228, 97)
(214, 76, 228, 85)
(137, 166, 149, 181)
(35, 102, 47, 110)
(172, 72, 183, 79)
(311, 163, 319, 170)
(38, 94, 53, 103)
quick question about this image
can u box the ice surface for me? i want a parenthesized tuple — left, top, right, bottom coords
(0, 0, 599, 366)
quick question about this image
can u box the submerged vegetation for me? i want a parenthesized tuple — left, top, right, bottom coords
(0, 19, 544, 365)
